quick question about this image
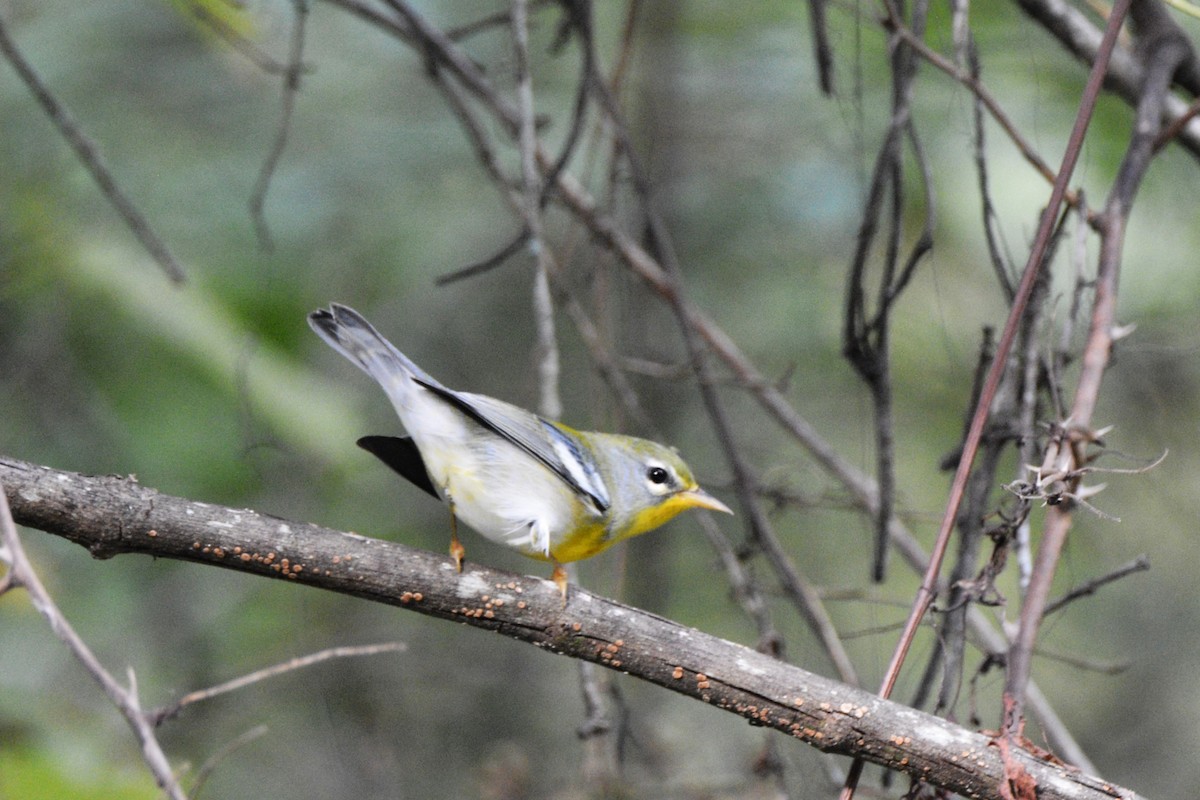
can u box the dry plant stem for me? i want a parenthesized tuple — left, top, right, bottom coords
(323, 0, 415, 43)
(381, 0, 521, 130)
(188, 725, 269, 800)
(930, 438, 1010, 716)
(521, 40, 859, 683)
(150, 642, 407, 725)
(1015, 0, 1200, 160)
(840, 3, 1129, 797)
(1042, 555, 1149, 617)
(969, 36, 1017, 302)
(535, 1, 595, 204)
(546, 160, 1091, 768)
(806, 0, 835, 94)
(1002, 2, 1187, 737)
(1016, 264, 1057, 591)
(1153, 94, 1200, 151)
(182, 1, 290, 73)
(846, 0, 935, 583)
(699, 513, 784, 657)
(0, 458, 1145, 800)
(0, 14, 186, 283)
(319, 0, 1089, 768)
(0, 483, 186, 800)
(877, 0, 1126, 703)
(887, 11, 1082, 216)
(512, 0, 562, 422)
(249, 0, 309, 251)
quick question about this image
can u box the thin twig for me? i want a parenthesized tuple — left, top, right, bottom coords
(435, 228, 530, 285)
(1043, 555, 1150, 617)
(150, 642, 408, 726)
(968, 35, 1016, 300)
(181, 1, 291, 74)
(1016, 0, 1200, 160)
(1153, 94, 1200, 151)
(698, 514, 785, 658)
(805, 0, 835, 94)
(844, 0, 936, 583)
(0, 14, 186, 283)
(321, 0, 415, 41)
(187, 725, 269, 800)
(512, 0, 562, 421)
(537, 0, 595, 207)
(0, 482, 186, 798)
(381, 0, 521, 131)
(249, 0, 309, 252)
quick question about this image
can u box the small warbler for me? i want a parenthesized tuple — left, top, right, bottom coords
(309, 303, 732, 599)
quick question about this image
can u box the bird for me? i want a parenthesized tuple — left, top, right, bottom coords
(309, 303, 733, 601)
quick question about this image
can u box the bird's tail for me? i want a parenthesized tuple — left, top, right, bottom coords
(308, 303, 436, 390)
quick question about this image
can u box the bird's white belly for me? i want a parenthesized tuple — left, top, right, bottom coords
(418, 430, 582, 557)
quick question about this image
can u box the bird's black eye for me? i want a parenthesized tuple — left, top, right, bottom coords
(647, 466, 670, 485)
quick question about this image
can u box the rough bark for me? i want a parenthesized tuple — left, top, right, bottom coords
(0, 456, 1145, 800)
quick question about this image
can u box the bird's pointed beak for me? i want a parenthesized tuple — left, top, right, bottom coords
(679, 487, 734, 515)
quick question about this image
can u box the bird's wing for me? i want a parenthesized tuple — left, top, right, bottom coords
(413, 379, 610, 514)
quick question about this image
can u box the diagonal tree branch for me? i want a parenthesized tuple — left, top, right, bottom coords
(1015, 0, 1200, 159)
(0, 478, 185, 799)
(0, 456, 1147, 800)
(0, 13, 186, 284)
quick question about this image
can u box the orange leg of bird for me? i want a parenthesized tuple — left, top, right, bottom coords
(550, 561, 569, 606)
(446, 499, 465, 573)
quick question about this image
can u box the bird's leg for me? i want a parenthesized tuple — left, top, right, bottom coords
(550, 560, 569, 606)
(445, 491, 465, 572)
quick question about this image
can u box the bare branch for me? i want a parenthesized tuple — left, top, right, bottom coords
(249, 0, 310, 251)
(188, 725, 269, 800)
(1015, 0, 1200, 159)
(511, 0, 562, 422)
(150, 642, 407, 726)
(0, 456, 1146, 800)
(805, 0, 835, 94)
(1043, 556, 1150, 617)
(844, 0, 936, 583)
(380, 0, 521, 131)
(180, 1, 291, 74)
(0, 479, 185, 798)
(0, 14, 186, 283)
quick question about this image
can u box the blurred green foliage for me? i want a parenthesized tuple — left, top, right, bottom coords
(2, 1, 1200, 798)
(0, 746, 157, 800)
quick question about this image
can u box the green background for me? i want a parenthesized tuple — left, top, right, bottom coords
(2, 2, 1199, 798)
